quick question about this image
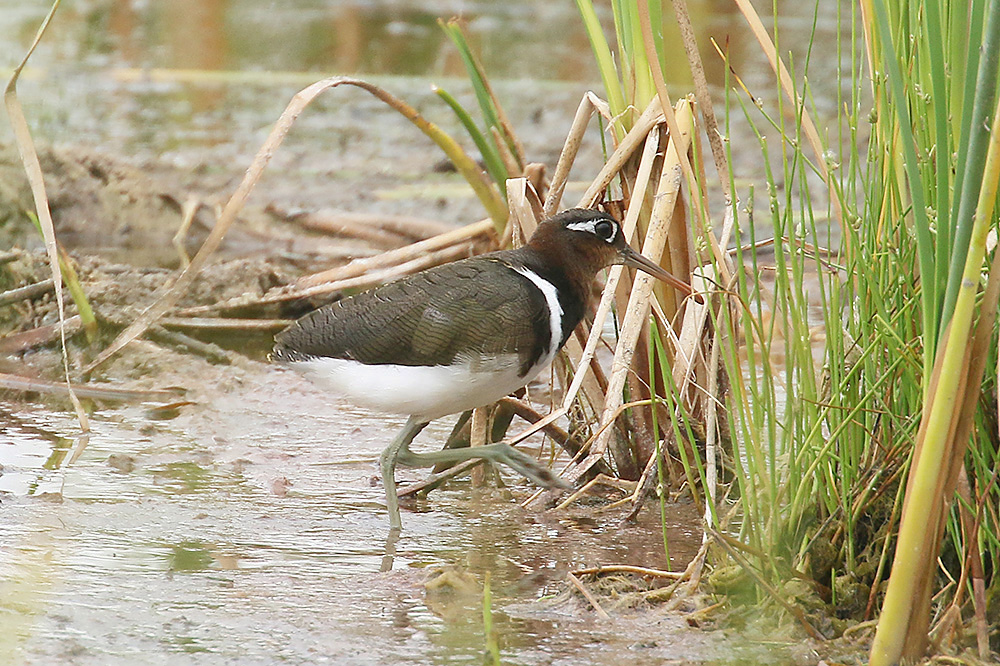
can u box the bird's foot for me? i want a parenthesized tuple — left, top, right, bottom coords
(492, 444, 572, 490)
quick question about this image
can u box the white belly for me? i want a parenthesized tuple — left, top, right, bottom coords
(288, 352, 553, 422)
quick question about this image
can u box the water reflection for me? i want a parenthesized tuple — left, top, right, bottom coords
(0, 376, 736, 664)
(3, 1, 849, 97)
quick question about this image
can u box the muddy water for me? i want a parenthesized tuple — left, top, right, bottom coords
(1, 366, 785, 665)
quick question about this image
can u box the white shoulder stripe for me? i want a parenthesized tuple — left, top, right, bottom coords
(512, 266, 563, 361)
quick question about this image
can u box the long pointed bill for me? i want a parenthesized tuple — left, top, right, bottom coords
(620, 246, 693, 296)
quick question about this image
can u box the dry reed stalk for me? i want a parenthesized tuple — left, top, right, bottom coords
(295, 218, 495, 288)
(574, 97, 667, 209)
(554, 474, 637, 511)
(543, 91, 608, 216)
(497, 397, 581, 455)
(559, 128, 665, 413)
(569, 100, 696, 482)
(566, 573, 611, 619)
(172, 195, 202, 268)
(280, 243, 477, 301)
(172, 241, 477, 318)
(470, 406, 489, 487)
(0, 372, 183, 402)
(506, 177, 543, 246)
(159, 317, 293, 332)
(4, 0, 89, 433)
(617, 268, 715, 514)
(290, 214, 418, 249)
(0, 316, 82, 354)
(0, 279, 55, 306)
(279, 208, 453, 242)
(571, 564, 683, 579)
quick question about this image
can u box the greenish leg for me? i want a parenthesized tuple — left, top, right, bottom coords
(380, 416, 429, 531)
(397, 441, 571, 490)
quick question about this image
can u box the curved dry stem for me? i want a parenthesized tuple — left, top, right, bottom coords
(544, 91, 606, 217)
(84, 77, 504, 373)
(4, 0, 90, 434)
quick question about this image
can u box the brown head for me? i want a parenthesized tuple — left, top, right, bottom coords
(524, 208, 693, 297)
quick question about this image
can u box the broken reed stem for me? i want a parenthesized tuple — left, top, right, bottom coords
(575, 96, 666, 209)
(283, 208, 453, 243)
(0, 278, 55, 305)
(570, 99, 695, 482)
(566, 573, 611, 619)
(176, 241, 479, 318)
(0, 316, 82, 354)
(556, 475, 621, 511)
(544, 91, 605, 216)
(0, 372, 183, 402)
(280, 243, 476, 302)
(561, 127, 664, 412)
(159, 317, 292, 331)
(571, 564, 684, 579)
(497, 397, 581, 455)
(506, 177, 544, 244)
(296, 218, 495, 288)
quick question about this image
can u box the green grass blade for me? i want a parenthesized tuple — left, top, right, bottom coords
(482, 572, 501, 665)
(439, 19, 521, 166)
(871, 0, 937, 364)
(434, 86, 509, 198)
(29, 213, 97, 343)
(941, 0, 1000, 330)
(440, 20, 500, 129)
(921, 0, 951, 284)
(575, 0, 627, 136)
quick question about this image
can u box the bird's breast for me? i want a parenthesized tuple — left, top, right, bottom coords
(288, 352, 552, 422)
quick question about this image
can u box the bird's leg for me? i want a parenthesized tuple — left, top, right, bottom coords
(396, 441, 571, 490)
(380, 416, 429, 531)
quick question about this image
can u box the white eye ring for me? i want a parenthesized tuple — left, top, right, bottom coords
(594, 219, 616, 241)
(566, 218, 618, 243)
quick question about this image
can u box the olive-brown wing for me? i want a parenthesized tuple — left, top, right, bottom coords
(273, 258, 550, 375)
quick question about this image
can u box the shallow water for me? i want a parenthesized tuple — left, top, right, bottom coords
(0, 366, 793, 665)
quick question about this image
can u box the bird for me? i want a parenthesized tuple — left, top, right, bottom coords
(271, 208, 692, 531)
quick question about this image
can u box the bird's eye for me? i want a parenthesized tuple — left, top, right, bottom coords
(594, 219, 616, 241)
